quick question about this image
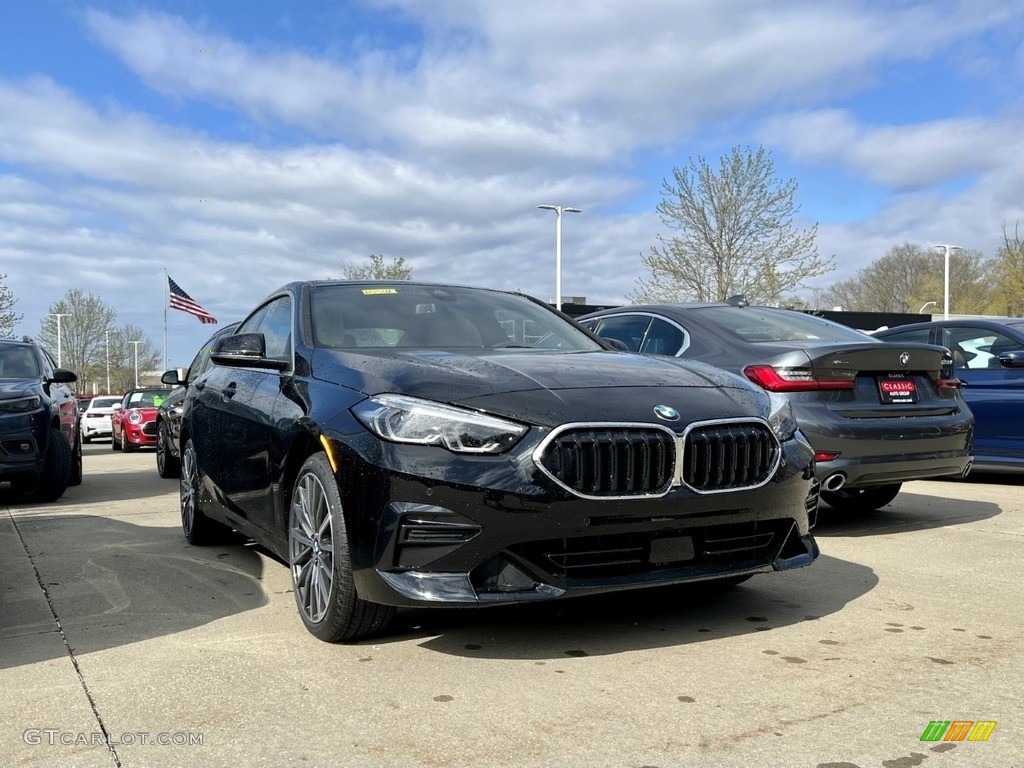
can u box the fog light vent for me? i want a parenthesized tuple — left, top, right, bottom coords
(474, 556, 539, 594)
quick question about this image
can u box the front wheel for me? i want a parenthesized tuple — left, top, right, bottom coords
(821, 483, 902, 512)
(179, 438, 232, 545)
(122, 431, 135, 453)
(25, 429, 73, 502)
(289, 453, 395, 643)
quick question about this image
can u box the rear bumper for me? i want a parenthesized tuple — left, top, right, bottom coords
(798, 403, 974, 487)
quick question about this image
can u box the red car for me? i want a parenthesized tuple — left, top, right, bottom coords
(111, 388, 173, 452)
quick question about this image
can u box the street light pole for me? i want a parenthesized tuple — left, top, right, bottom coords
(537, 204, 582, 311)
(46, 313, 72, 367)
(932, 244, 962, 320)
(919, 301, 937, 314)
(105, 330, 111, 393)
(129, 340, 142, 388)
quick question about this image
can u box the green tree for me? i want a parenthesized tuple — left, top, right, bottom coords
(632, 145, 833, 304)
(987, 222, 1024, 316)
(820, 243, 991, 314)
(0, 273, 22, 338)
(341, 254, 413, 280)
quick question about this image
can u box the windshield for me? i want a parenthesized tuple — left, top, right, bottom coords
(310, 284, 600, 352)
(126, 390, 171, 408)
(695, 306, 875, 344)
(0, 346, 40, 379)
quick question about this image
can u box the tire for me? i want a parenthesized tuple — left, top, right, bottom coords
(83, 433, 92, 444)
(179, 438, 232, 545)
(122, 430, 135, 453)
(157, 421, 181, 478)
(25, 428, 73, 502)
(111, 429, 121, 451)
(289, 453, 395, 643)
(68, 430, 83, 486)
(821, 483, 902, 512)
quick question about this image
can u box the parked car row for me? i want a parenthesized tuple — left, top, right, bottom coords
(11, 283, 1023, 646)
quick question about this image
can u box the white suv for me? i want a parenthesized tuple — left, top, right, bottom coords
(80, 396, 121, 442)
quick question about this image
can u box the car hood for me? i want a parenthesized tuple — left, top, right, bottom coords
(310, 349, 768, 427)
(0, 379, 38, 399)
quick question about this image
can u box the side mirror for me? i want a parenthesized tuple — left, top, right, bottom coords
(112, 403, 123, 411)
(161, 369, 183, 386)
(998, 350, 1024, 368)
(211, 333, 288, 370)
(50, 368, 77, 384)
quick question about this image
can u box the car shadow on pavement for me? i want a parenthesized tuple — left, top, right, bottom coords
(0, 512, 265, 670)
(395, 553, 874, 659)
(814, 489, 1001, 537)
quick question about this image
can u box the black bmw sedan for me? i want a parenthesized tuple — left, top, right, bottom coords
(174, 281, 819, 642)
(578, 301, 975, 513)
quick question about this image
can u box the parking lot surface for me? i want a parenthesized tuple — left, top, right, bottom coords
(2, 443, 1022, 768)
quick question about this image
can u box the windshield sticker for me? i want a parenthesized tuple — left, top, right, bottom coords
(362, 288, 398, 295)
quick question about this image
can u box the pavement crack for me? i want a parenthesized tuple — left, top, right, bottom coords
(9, 510, 123, 768)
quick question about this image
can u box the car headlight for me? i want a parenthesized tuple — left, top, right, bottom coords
(0, 396, 41, 414)
(352, 394, 527, 454)
(767, 392, 798, 441)
(127, 410, 143, 424)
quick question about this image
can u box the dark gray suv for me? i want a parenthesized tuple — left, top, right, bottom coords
(0, 337, 82, 501)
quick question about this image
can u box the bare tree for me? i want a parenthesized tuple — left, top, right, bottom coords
(632, 146, 833, 304)
(341, 255, 413, 280)
(0, 273, 22, 338)
(38, 290, 158, 393)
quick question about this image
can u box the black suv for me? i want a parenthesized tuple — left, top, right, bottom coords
(0, 337, 82, 501)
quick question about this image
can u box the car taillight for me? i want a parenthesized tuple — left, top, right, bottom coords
(937, 378, 961, 389)
(743, 365, 855, 392)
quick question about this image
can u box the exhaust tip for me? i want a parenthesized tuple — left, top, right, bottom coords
(962, 461, 973, 479)
(823, 472, 847, 491)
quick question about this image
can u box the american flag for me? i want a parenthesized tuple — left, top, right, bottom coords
(168, 275, 217, 324)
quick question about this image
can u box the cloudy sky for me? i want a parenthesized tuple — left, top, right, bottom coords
(3, 0, 1024, 366)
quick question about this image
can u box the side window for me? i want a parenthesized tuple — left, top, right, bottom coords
(235, 297, 292, 360)
(186, 343, 215, 381)
(879, 328, 932, 345)
(944, 327, 1022, 370)
(592, 315, 651, 352)
(640, 318, 686, 356)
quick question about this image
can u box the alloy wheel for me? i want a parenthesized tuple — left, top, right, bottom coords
(180, 443, 197, 537)
(289, 471, 335, 625)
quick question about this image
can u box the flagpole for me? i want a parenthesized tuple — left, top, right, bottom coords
(163, 269, 168, 371)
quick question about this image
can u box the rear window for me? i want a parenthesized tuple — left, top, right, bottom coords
(695, 306, 873, 343)
(90, 397, 121, 408)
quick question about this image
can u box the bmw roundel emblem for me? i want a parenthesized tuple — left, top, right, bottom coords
(900, 352, 910, 366)
(654, 405, 680, 421)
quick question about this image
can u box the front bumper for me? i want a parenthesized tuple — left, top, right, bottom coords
(123, 422, 158, 447)
(328, 429, 819, 608)
(0, 411, 47, 478)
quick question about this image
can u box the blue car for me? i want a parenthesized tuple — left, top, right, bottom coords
(875, 318, 1024, 472)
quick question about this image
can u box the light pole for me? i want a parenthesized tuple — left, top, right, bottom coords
(932, 244, 962, 320)
(129, 340, 142, 388)
(105, 330, 111, 393)
(919, 301, 938, 314)
(537, 204, 582, 311)
(46, 313, 71, 367)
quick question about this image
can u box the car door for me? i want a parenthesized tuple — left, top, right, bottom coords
(940, 325, 1024, 462)
(200, 296, 292, 530)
